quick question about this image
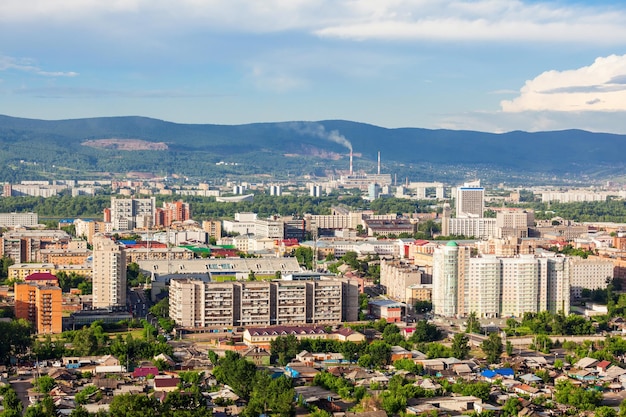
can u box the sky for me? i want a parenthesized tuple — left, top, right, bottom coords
(1, 0, 626, 133)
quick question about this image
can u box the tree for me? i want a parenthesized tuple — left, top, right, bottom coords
(109, 394, 161, 417)
(596, 407, 618, 417)
(212, 351, 258, 399)
(366, 341, 392, 368)
(247, 270, 257, 281)
(33, 375, 56, 393)
(506, 340, 514, 357)
(270, 335, 300, 366)
(410, 320, 441, 343)
(1, 387, 23, 417)
(451, 333, 470, 359)
(294, 247, 314, 270)
(502, 398, 522, 417)
(465, 312, 481, 334)
(414, 300, 432, 313)
(481, 333, 503, 364)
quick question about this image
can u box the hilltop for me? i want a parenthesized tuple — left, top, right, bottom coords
(0, 115, 624, 184)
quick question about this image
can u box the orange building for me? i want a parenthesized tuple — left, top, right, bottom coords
(14, 282, 62, 334)
(155, 201, 191, 227)
(25, 272, 59, 287)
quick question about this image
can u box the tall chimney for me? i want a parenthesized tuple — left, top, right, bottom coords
(349, 150, 353, 176)
(377, 151, 381, 175)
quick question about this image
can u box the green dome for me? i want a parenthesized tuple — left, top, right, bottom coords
(446, 241, 458, 247)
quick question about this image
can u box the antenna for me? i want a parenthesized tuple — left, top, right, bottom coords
(377, 151, 381, 175)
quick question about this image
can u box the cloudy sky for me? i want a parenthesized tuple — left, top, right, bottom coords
(1, 0, 626, 133)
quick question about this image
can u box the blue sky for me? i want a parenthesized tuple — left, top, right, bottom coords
(1, 0, 626, 133)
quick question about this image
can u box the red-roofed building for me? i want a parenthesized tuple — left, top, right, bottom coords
(133, 366, 159, 378)
(25, 272, 59, 287)
(153, 375, 180, 392)
(243, 325, 329, 349)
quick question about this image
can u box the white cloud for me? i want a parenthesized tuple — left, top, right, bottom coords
(0, 55, 78, 77)
(501, 54, 626, 112)
(2, 0, 625, 44)
(436, 110, 626, 134)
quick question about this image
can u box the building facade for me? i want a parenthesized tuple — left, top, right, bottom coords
(92, 235, 127, 309)
(14, 282, 62, 334)
(169, 278, 358, 328)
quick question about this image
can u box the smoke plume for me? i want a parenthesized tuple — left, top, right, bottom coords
(289, 122, 352, 151)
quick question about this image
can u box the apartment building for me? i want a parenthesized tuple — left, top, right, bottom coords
(14, 282, 62, 334)
(569, 257, 614, 299)
(169, 278, 358, 328)
(1, 230, 71, 263)
(380, 259, 425, 303)
(155, 201, 191, 227)
(110, 197, 156, 230)
(431, 243, 606, 318)
(92, 235, 127, 309)
(8, 263, 56, 281)
(0, 212, 38, 227)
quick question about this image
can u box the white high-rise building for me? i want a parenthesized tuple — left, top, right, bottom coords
(432, 247, 582, 318)
(432, 241, 469, 317)
(92, 235, 127, 309)
(456, 184, 485, 218)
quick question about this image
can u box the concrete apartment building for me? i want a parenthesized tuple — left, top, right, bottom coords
(110, 197, 156, 230)
(380, 259, 427, 303)
(0, 212, 38, 228)
(15, 281, 62, 334)
(92, 235, 127, 309)
(430, 243, 595, 318)
(569, 257, 614, 299)
(1, 229, 71, 263)
(155, 200, 191, 227)
(169, 278, 359, 329)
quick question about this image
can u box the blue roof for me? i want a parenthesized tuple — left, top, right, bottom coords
(496, 368, 514, 376)
(481, 369, 496, 378)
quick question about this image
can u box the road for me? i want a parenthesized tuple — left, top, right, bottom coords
(10, 378, 32, 412)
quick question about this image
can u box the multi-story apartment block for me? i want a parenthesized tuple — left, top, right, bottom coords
(169, 279, 235, 328)
(202, 220, 222, 240)
(240, 282, 272, 327)
(14, 281, 62, 334)
(0, 212, 39, 228)
(155, 201, 191, 227)
(110, 197, 156, 230)
(432, 242, 470, 317)
(1, 230, 71, 263)
(92, 235, 127, 309)
(310, 280, 343, 324)
(380, 259, 425, 303)
(274, 281, 308, 325)
(168, 278, 358, 328)
(495, 210, 534, 238)
(8, 263, 56, 281)
(569, 257, 614, 299)
(431, 243, 606, 318)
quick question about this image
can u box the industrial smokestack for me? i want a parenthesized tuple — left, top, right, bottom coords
(349, 150, 353, 176)
(377, 151, 381, 175)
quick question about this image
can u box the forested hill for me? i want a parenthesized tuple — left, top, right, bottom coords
(0, 114, 625, 182)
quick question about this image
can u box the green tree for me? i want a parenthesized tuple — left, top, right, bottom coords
(366, 341, 392, 368)
(410, 320, 441, 343)
(451, 333, 470, 359)
(294, 247, 314, 270)
(502, 398, 522, 417)
(33, 375, 56, 393)
(212, 351, 258, 399)
(109, 393, 161, 417)
(465, 312, 482, 334)
(481, 333, 503, 364)
(270, 335, 300, 366)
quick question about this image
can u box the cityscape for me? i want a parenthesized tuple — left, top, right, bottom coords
(3, 0, 626, 416)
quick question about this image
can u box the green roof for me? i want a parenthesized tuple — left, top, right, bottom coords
(446, 241, 458, 247)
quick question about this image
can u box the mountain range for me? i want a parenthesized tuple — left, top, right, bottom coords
(0, 114, 624, 184)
